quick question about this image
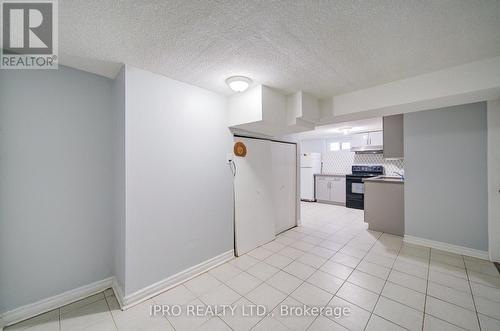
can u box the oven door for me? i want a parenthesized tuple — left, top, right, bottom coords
(346, 176, 366, 209)
(346, 176, 365, 195)
(351, 182, 365, 194)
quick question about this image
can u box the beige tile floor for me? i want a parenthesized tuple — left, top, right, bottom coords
(6, 202, 500, 331)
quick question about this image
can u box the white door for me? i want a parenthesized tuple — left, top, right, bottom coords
(369, 131, 383, 146)
(332, 177, 346, 204)
(272, 142, 297, 234)
(234, 137, 275, 256)
(315, 176, 330, 201)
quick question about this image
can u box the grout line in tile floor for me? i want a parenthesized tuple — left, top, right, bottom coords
(233, 209, 374, 329)
(103, 292, 118, 331)
(362, 234, 404, 331)
(298, 212, 400, 330)
(421, 241, 431, 331)
(246, 221, 360, 329)
(422, 255, 479, 331)
(303, 225, 381, 330)
(465, 255, 483, 331)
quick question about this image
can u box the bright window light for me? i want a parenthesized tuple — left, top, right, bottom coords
(330, 142, 340, 151)
(341, 142, 351, 150)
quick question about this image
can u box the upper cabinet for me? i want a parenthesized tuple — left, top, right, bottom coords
(351, 132, 369, 148)
(351, 131, 383, 152)
(383, 114, 404, 159)
(369, 131, 383, 146)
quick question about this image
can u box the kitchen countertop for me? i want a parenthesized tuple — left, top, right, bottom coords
(314, 173, 346, 177)
(363, 176, 404, 184)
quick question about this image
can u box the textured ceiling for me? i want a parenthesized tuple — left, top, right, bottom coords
(59, 0, 500, 98)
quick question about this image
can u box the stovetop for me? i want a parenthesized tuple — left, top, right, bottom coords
(346, 173, 383, 178)
(347, 165, 384, 178)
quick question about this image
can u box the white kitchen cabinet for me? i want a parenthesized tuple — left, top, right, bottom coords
(315, 175, 346, 205)
(369, 131, 383, 146)
(315, 176, 330, 201)
(331, 177, 346, 204)
(351, 133, 369, 148)
(351, 131, 383, 148)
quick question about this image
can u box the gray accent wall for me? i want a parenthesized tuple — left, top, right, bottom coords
(0, 66, 115, 312)
(404, 102, 488, 251)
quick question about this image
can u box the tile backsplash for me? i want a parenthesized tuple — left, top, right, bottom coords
(321, 151, 404, 175)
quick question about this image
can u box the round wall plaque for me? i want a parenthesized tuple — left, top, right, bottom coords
(234, 142, 247, 157)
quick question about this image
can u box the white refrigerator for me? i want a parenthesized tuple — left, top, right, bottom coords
(300, 153, 322, 201)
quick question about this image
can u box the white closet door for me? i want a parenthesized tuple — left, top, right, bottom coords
(272, 142, 297, 234)
(234, 138, 275, 256)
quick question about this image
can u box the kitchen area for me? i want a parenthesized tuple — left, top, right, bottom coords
(299, 115, 405, 236)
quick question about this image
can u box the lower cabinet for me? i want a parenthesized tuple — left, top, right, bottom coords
(332, 177, 346, 204)
(315, 176, 330, 201)
(315, 175, 346, 205)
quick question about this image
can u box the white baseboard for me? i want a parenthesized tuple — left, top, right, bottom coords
(0, 249, 235, 327)
(0, 277, 113, 328)
(404, 235, 490, 260)
(118, 249, 234, 310)
(111, 277, 126, 309)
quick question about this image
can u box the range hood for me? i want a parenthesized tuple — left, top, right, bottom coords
(351, 145, 383, 154)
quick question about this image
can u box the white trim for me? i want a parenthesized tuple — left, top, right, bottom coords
(0, 250, 235, 327)
(404, 235, 490, 260)
(111, 277, 125, 310)
(119, 250, 234, 310)
(0, 277, 113, 328)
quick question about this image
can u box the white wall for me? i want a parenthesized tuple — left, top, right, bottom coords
(111, 66, 127, 292)
(228, 85, 262, 127)
(487, 99, 500, 262)
(0, 66, 115, 313)
(300, 139, 326, 154)
(404, 103, 488, 251)
(123, 66, 234, 295)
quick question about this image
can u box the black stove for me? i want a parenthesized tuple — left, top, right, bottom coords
(346, 165, 384, 210)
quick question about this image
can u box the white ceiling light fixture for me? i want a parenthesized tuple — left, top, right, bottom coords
(226, 76, 252, 92)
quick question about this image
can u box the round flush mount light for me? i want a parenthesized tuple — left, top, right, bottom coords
(226, 76, 252, 92)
